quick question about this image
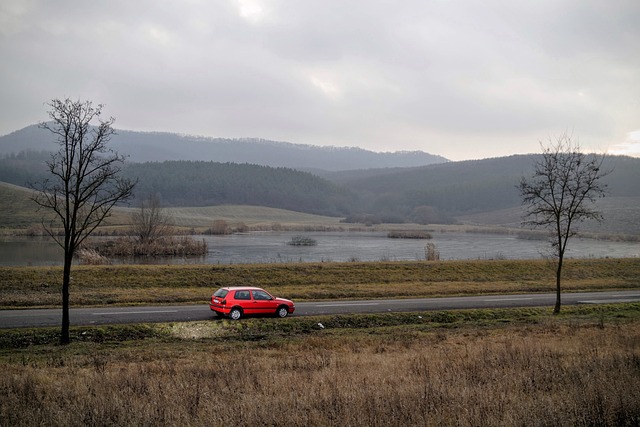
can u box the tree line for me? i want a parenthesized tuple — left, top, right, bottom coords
(122, 161, 356, 217)
(2, 143, 639, 224)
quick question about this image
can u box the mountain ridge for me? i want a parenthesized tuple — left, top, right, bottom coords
(0, 124, 449, 171)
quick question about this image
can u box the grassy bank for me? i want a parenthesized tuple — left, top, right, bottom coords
(1, 304, 639, 426)
(1, 258, 639, 309)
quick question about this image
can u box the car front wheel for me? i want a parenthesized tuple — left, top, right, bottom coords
(229, 307, 243, 320)
(276, 306, 289, 318)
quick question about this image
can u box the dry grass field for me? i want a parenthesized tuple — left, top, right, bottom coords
(1, 306, 639, 426)
(162, 205, 344, 229)
(2, 253, 639, 425)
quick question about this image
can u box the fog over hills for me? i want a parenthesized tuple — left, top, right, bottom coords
(0, 125, 448, 171)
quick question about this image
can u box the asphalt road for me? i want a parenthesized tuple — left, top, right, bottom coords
(1, 290, 639, 329)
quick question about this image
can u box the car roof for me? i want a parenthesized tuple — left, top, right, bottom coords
(221, 286, 264, 291)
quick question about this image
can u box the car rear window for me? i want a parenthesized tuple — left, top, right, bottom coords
(213, 289, 229, 298)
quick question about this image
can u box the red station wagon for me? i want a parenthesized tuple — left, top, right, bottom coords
(210, 286, 295, 320)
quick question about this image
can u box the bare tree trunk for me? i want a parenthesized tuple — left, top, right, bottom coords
(132, 194, 172, 243)
(30, 99, 136, 345)
(554, 256, 563, 314)
(519, 133, 608, 314)
(61, 252, 72, 344)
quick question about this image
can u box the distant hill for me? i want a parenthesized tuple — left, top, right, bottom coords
(2, 143, 639, 233)
(0, 124, 448, 171)
(0, 181, 345, 230)
(0, 181, 132, 229)
(326, 154, 640, 225)
(0, 181, 47, 229)
(455, 196, 640, 235)
(120, 161, 356, 216)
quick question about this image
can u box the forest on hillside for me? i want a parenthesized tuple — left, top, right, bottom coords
(2, 150, 639, 224)
(338, 156, 535, 222)
(121, 161, 356, 217)
(329, 155, 640, 223)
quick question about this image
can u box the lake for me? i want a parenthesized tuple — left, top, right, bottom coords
(1, 231, 638, 266)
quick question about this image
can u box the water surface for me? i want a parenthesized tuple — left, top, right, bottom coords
(1, 231, 637, 266)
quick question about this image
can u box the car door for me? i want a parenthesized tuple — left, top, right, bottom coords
(233, 289, 253, 314)
(251, 289, 277, 314)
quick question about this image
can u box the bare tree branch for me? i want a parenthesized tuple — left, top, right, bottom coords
(131, 193, 173, 244)
(29, 98, 136, 344)
(518, 132, 609, 313)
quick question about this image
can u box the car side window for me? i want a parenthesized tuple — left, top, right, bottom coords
(252, 290, 271, 300)
(235, 290, 250, 300)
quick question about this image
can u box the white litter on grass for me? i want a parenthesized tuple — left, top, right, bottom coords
(317, 323, 325, 329)
(168, 322, 224, 339)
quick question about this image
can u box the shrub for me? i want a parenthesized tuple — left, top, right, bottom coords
(77, 248, 111, 265)
(387, 230, 432, 239)
(84, 236, 207, 257)
(425, 242, 440, 261)
(207, 219, 231, 235)
(287, 235, 318, 246)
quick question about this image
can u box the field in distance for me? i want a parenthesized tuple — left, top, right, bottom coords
(0, 181, 477, 233)
(5, 180, 640, 239)
(160, 205, 344, 229)
(0, 181, 345, 232)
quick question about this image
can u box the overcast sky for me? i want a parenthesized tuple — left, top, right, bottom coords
(1, 0, 639, 161)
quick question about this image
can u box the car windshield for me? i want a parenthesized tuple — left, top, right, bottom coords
(213, 289, 229, 298)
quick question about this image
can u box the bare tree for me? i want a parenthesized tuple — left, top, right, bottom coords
(209, 219, 231, 235)
(31, 98, 136, 344)
(518, 133, 609, 313)
(131, 193, 173, 243)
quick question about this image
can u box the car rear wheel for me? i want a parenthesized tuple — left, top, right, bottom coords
(229, 307, 243, 320)
(276, 306, 289, 318)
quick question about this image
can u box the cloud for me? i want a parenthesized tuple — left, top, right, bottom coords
(0, 0, 638, 160)
(607, 130, 640, 157)
(235, 0, 265, 23)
